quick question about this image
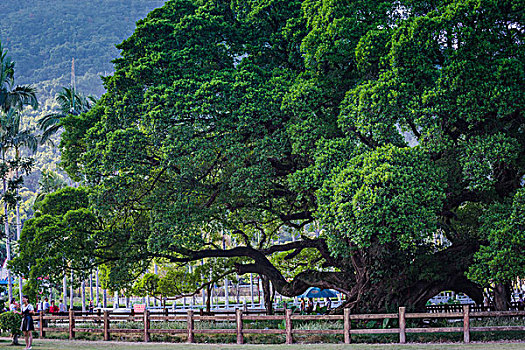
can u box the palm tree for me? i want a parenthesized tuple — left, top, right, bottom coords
(0, 109, 15, 301)
(38, 86, 95, 144)
(0, 42, 38, 112)
(0, 108, 38, 301)
(8, 112, 37, 303)
(33, 169, 67, 204)
(0, 42, 38, 302)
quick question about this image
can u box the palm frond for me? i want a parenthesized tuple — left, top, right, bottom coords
(37, 112, 66, 130)
(40, 124, 63, 144)
(0, 43, 38, 112)
(38, 86, 95, 143)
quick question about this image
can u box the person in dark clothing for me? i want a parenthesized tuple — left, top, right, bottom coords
(20, 295, 34, 350)
(306, 298, 314, 313)
(325, 297, 332, 311)
(518, 294, 525, 311)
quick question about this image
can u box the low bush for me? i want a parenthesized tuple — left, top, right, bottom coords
(0, 311, 22, 337)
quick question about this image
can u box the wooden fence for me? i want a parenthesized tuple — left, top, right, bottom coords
(426, 302, 522, 313)
(35, 306, 525, 345)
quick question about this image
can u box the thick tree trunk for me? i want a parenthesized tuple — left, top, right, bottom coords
(233, 242, 484, 313)
(493, 283, 511, 311)
(176, 238, 483, 313)
(339, 273, 484, 313)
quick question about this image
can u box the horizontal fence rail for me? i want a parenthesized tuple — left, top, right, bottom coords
(32, 306, 525, 345)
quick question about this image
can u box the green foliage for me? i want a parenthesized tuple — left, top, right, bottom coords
(19, 0, 525, 310)
(156, 268, 204, 298)
(38, 87, 96, 144)
(319, 145, 446, 255)
(0, 311, 22, 337)
(270, 248, 325, 279)
(132, 273, 160, 298)
(10, 187, 103, 287)
(33, 169, 67, 204)
(21, 277, 42, 302)
(469, 188, 525, 286)
(0, 1, 166, 209)
(60, 0, 308, 261)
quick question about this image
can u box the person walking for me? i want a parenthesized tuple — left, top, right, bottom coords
(20, 295, 34, 350)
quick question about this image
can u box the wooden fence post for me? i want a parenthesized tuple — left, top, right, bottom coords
(236, 308, 244, 344)
(103, 310, 110, 341)
(187, 309, 194, 343)
(39, 311, 45, 338)
(344, 308, 351, 344)
(399, 307, 406, 344)
(285, 308, 293, 344)
(144, 309, 150, 342)
(463, 305, 470, 343)
(68, 309, 75, 340)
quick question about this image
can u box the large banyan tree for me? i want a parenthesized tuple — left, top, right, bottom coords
(15, 0, 524, 312)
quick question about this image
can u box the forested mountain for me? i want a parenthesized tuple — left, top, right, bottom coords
(0, 0, 166, 225)
(0, 0, 166, 95)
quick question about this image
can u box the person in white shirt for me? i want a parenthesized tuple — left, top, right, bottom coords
(21, 295, 34, 350)
(9, 298, 19, 312)
(42, 297, 50, 313)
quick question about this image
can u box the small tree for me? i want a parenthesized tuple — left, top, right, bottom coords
(132, 273, 161, 304)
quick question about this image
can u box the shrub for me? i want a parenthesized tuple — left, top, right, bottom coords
(0, 311, 22, 337)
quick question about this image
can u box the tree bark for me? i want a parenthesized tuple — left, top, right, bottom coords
(494, 283, 511, 311)
(205, 284, 212, 313)
(169, 238, 484, 313)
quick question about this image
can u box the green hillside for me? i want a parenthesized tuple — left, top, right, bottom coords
(0, 0, 166, 95)
(0, 0, 167, 225)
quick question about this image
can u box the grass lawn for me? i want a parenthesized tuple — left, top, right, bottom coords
(0, 339, 524, 350)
